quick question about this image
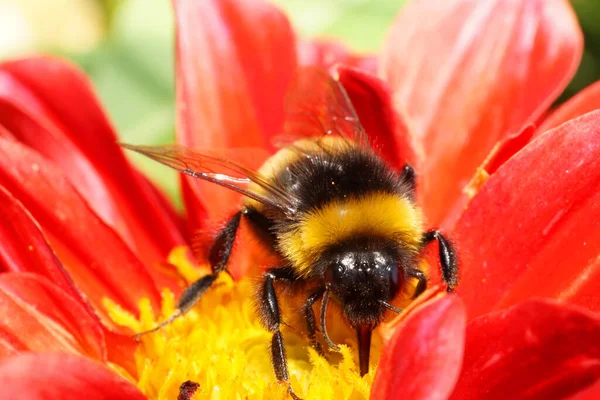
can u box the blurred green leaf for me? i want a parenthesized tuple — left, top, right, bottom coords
(109, 0, 179, 206)
(274, 0, 406, 52)
(557, 0, 600, 104)
(112, 0, 174, 87)
(72, 0, 180, 207)
(320, 0, 405, 52)
(559, 50, 600, 103)
(572, 0, 600, 42)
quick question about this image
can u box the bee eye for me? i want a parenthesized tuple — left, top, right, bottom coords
(389, 265, 401, 296)
(325, 262, 345, 286)
(326, 252, 356, 286)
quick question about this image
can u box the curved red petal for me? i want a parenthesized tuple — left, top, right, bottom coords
(0, 330, 26, 357)
(454, 110, 600, 319)
(539, 80, 600, 134)
(0, 185, 81, 300)
(0, 353, 146, 400)
(477, 125, 536, 177)
(450, 300, 600, 400)
(0, 124, 13, 139)
(371, 295, 466, 400)
(0, 273, 106, 361)
(174, 0, 296, 223)
(104, 330, 138, 378)
(298, 39, 377, 74)
(0, 137, 161, 316)
(567, 379, 600, 400)
(0, 187, 137, 372)
(0, 58, 185, 267)
(382, 0, 583, 225)
(180, 176, 209, 233)
(442, 124, 536, 230)
(0, 272, 137, 374)
(174, 0, 296, 149)
(337, 66, 418, 171)
(135, 168, 186, 237)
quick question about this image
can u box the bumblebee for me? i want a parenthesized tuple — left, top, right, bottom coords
(122, 67, 458, 398)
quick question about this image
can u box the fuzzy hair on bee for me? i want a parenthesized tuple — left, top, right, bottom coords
(257, 137, 423, 279)
(122, 67, 458, 399)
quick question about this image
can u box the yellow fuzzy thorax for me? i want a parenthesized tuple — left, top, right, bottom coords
(280, 193, 423, 277)
(104, 247, 381, 400)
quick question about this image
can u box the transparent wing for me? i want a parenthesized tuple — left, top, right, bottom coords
(280, 67, 370, 148)
(121, 144, 297, 214)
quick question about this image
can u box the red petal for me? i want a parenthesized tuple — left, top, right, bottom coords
(450, 300, 600, 400)
(0, 271, 137, 375)
(371, 295, 466, 400)
(337, 66, 418, 171)
(0, 273, 106, 361)
(0, 186, 137, 372)
(0, 58, 185, 269)
(0, 330, 25, 357)
(442, 124, 536, 230)
(0, 124, 13, 139)
(0, 185, 82, 302)
(182, 146, 271, 226)
(0, 138, 161, 317)
(174, 0, 296, 149)
(180, 176, 209, 233)
(298, 39, 377, 74)
(454, 110, 600, 319)
(0, 353, 146, 400)
(478, 125, 536, 177)
(567, 379, 600, 400)
(382, 0, 583, 225)
(104, 330, 138, 378)
(539, 80, 600, 133)
(136, 168, 186, 236)
(174, 0, 296, 224)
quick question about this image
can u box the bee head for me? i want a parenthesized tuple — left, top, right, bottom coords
(324, 248, 402, 328)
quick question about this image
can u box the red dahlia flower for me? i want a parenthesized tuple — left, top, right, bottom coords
(0, 0, 600, 399)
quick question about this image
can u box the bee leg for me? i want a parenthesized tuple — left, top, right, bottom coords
(178, 210, 245, 307)
(259, 266, 302, 399)
(406, 269, 427, 299)
(303, 288, 325, 355)
(242, 207, 277, 247)
(177, 210, 245, 309)
(208, 210, 243, 274)
(423, 230, 459, 292)
(134, 211, 243, 339)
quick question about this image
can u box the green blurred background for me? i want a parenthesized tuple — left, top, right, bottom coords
(2, 0, 600, 207)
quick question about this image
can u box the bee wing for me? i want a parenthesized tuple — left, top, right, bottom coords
(279, 67, 370, 148)
(121, 144, 297, 214)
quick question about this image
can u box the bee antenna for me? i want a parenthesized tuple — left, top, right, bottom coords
(380, 300, 403, 314)
(320, 288, 340, 351)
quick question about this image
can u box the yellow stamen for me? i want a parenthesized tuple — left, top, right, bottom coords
(105, 247, 425, 399)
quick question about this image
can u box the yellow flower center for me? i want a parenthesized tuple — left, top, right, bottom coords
(104, 247, 421, 400)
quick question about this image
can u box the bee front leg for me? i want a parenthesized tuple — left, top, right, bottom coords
(422, 230, 459, 292)
(303, 288, 325, 355)
(259, 266, 302, 400)
(406, 268, 427, 299)
(134, 210, 243, 339)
